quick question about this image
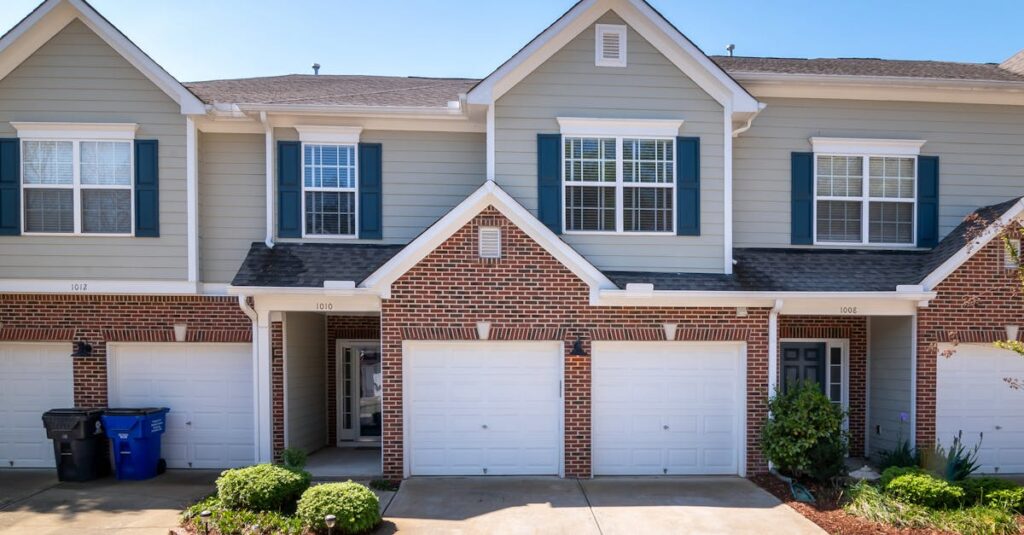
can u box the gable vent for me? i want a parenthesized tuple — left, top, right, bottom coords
(478, 226, 502, 259)
(595, 24, 627, 67)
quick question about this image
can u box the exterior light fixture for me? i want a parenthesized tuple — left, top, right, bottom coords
(1007, 325, 1019, 341)
(173, 323, 188, 342)
(71, 341, 92, 357)
(570, 335, 588, 356)
(325, 514, 337, 535)
(476, 321, 491, 340)
(662, 323, 677, 341)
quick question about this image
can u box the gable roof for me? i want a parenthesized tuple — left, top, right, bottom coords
(186, 75, 477, 108)
(465, 0, 760, 115)
(713, 56, 1024, 83)
(0, 0, 205, 114)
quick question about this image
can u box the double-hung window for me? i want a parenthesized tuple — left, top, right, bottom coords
(811, 138, 925, 246)
(297, 125, 363, 238)
(16, 123, 136, 235)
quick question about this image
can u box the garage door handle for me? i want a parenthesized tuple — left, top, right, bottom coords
(663, 425, 669, 430)
(482, 424, 488, 429)
(185, 421, 192, 426)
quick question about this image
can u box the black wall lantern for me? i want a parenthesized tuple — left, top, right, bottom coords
(71, 341, 92, 357)
(569, 335, 587, 356)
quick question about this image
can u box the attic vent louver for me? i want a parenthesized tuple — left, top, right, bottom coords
(479, 226, 502, 259)
(595, 24, 627, 67)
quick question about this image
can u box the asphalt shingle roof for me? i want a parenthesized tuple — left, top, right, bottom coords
(711, 56, 1024, 82)
(184, 75, 479, 107)
(231, 242, 404, 287)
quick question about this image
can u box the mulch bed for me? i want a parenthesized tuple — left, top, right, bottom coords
(750, 474, 948, 535)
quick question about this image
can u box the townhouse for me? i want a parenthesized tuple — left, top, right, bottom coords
(1, 0, 1023, 480)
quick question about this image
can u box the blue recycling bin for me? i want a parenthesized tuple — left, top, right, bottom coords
(101, 408, 169, 480)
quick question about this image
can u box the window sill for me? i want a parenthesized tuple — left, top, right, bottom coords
(20, 232, 135, 238)
(298, 234, 359, 240)
(563, 230, 678, 237)
(811, 241, 922, 249)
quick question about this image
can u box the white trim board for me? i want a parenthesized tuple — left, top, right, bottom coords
(0, 278, 198, 295)
(557, 117, 683, 137)
(11, 122, 138, 140)
(919, 200, 1024, 291)
(810, 137, 926, 156)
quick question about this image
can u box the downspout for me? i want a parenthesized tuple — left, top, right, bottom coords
(260, 111, 274, 248)
(766, 298, 783, 472)
(237, 295, 260, 464)
(731, 102, 766, 138)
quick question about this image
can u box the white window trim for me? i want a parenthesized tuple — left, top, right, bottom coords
(11, 122, 138, 141)
(19, 138, 135, 237)
(812, 151, 919, 248)
(300, 142, 359, 239)
(560, 134, 677, 236)
(557, 117, 683, 138)
(809, 137, 926, 157)
(594, 24, 627, 68)
(295, 125, 363, 145)
(1005, 238, 1021, 269)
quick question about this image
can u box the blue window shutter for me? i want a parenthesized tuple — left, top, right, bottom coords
(537, 133, 562, 234)
(791, 152, 814, 245)
(917, 155, 939, 248)
(358, 143, 382, 240)
(277, 141, 301, 238)
(0, 138, 19, 235)
(134, 139, 159, 237)
(676, 136, 700, 236)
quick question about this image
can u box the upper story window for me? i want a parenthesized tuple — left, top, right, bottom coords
(811, 137, 926, 246)
(13, 123, 137, 235)
(557, 118, 683, 235)
(296, 126, 362, 238)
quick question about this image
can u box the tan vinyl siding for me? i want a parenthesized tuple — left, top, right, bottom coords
(734, 97, 1024, 248)
(199, 133, 265, 284)
(274, 128, 485, 243)
(0, 20, 186, 280)
(494, 11, 726, 273)
(868, 316, 913, 459)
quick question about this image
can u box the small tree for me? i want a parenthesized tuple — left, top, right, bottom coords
(762, 381, 848, 482)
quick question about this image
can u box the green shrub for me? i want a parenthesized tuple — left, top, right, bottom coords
(921, 431, 983, 482)
(761, 381, 847, 482)
(216, 464, 312, 513)
(877, 438, 920, 471)
(885, 472, 965, 509)
(987, 488, 1024, 513)
(880, 466, 926, 487)
(182, 495, 304, 535)
(297, 481, 381, 534)
(957, 477, 1019, 504)
(281, 447, 308, 470)
(368, 478, 400, 492)
(845, 481, 1019, 535)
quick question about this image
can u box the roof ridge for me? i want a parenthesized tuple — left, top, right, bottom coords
(262, 79, 473, 105)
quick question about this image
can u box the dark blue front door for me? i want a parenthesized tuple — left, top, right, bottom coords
(780, 342, 826, 393)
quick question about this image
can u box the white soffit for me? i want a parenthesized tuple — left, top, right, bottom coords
(557, 117, 683, 137)
(11, 121, 138, 140)
(810, 137, 927, 156)
(294, 125, 363, 144)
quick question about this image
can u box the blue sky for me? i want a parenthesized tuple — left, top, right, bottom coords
(1, 1, 1021, 82)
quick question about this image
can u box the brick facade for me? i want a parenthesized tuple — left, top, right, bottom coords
(0, 294, 251, 407)
(325, 315, 381, 445)
(916, 235, 1024, 448)
(379, 207, 771, 479)
(779, 315, 868, 456)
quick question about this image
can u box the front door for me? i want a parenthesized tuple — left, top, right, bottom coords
(337, 343, 382, 444)
(781, 342, 826, 393)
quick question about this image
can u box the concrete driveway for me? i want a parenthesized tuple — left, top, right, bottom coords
(0, 469, 217, 535)
(378, 476, 824, 534)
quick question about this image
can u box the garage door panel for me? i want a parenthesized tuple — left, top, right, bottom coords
(407, 341, 561, 476)
(1, 343, 74, 468)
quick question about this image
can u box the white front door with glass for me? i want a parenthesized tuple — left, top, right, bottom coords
(336, 342, 382, 444)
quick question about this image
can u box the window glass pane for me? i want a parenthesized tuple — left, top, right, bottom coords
(830, 384, 842, 402)
(24, 188, 73, 232)
(623, 187, 673, 232)
(304, 144, 355, 189)
(563, 137, 615, 182)
(830, 348, 842, 365)
(869, 202, 914, 244)
(623, 138, 674, 184)
(305, 191, 355, 235)
(564, 185, 615, 231)
(869, 157, 915, 199)
(81, 189, 131, 233)
(80, 141, 131, 185)
(23, 141, 73, 185)
(816, 200, 862, 242)
(816, 155, 862, 197)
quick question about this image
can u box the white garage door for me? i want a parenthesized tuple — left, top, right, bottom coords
(108, 343, 254, 469)
(0, 343, 74, 468)
(593, 341, 744, 475)
(937, 344, 1024, 474)
(406, 341, 561, 476)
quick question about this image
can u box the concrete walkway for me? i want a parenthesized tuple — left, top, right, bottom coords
(0, 469, 217, 535)
(378, 476, 824, 534)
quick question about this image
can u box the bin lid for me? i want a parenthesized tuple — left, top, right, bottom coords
(43, 408, 104, 417)
(104, 407, 168, 416)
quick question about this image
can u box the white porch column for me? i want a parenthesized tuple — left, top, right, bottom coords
(767, 299, 783, 396)
(254, 312, 274, 463)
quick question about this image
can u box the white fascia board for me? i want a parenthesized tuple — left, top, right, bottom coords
(360, 181, 615, 296)
(557, 117, 683, 137)
(0, 279, 198, 295)
(596, 289, 936, 313)
(236, 103, 468, 118)
(227, 285, 377, 297)
(250, 293, 381, 315)
(294, 125, 363, 144)
(919, 201, 1024, 291)
(810, 137, 927, 156)
(733, 73, 1024, 106)
(11, 121, 138, 140)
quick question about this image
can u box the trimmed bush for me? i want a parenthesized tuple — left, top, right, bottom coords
(880, 466, 926, 488)
(761, 381, 847, 482)
(987, 488, 1024, 513)
(885, 472, 965, 509)
(216, 464, 312, 513)
(957, 477, 1019, 504)
(281, 447, 308, 470)
(297, 481, 381, 534)
(182, 496, 304, 535)
(846, 481, 1019, 535)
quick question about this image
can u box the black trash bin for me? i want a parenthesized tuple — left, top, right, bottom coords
(41, 408, 110, 482)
